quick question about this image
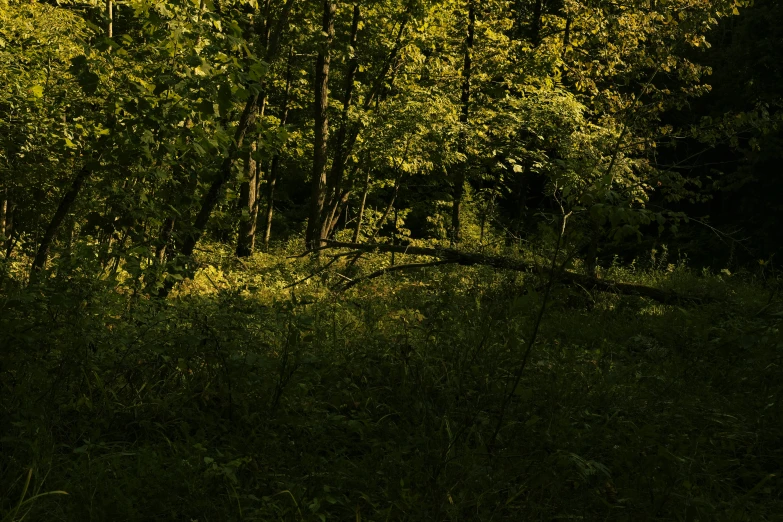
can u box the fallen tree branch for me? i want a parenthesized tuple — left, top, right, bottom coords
(319, 240, 707, 304)
(283, 255, 341, 289)
(340, 260, 451, 291)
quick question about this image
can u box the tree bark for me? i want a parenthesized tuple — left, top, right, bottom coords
(31, 166, 91, 277)
(236, 2, 274, 257)
(236, 138, 260, 257)
(0, 192, 7, 241)
(156, 217, 175, 264)
(319, 4, 360, 241)
(3, 200, 14, 259)
(263, 46, 295, 250)
(250, 158, 266, 252)
(352, 170, 371, 243)
(263, 157, 278, 250)
(326, 189, 352, 237)
(305, 0, 336, 248)
(107, 0, 113, 38)
(451, 1, 475, 243)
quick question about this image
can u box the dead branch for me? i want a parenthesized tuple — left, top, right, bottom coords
(340, 260, 451, 291)
(317, 240, 708, 304)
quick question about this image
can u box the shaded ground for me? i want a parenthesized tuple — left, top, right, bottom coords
(1, 251, 781, 521)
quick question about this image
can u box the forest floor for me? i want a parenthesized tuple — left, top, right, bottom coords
(1, 243, 781, 521)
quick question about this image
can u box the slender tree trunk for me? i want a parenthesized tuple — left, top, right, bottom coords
(319, 4, 360, 241)
(369, 174, 401, 241)
(531, 0, 543, 46)
(319, 12, 410, 241)
(107, 0, 113, 38)
(236, 137, 260, 257)
(3, 200, 15, 258)
(250, 158, 267, 252)
(326, 189, 351, 237)
(0, 192, 7, 241)
(451, 1, 475, 243)
(305, 0, 336, 248)
(515, 162, 530, 239)
(31, 166, 91, 277)
(236, 2, 274, 257)
(391, 206, 399, 265)
(159, 0, 295, 297)
(156, 217, 175, 264)
(263, 158, 278, 249)
(352, 170, 370, 243)
(263, 46, 295, 249)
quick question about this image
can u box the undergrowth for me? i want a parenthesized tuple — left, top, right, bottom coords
(1, 245, 781, 521)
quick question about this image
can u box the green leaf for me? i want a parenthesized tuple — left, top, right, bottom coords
(217, 82, 233, 117)
(69, 56, 99, 95)
(198, 99, 215, 117)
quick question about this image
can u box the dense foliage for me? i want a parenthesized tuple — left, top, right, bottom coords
(0, 0, 781, 520)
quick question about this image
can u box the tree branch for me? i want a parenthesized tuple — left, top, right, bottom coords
(314, 240, 708, 304)
(340, 260, 451, 291)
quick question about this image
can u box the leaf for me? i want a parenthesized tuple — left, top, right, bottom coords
(195, 63, 211, 76)
(217, 82, 233, 117)
(29, 85, 44, 98)
(198, 99, 215, 117)
(69, 56, 99, 95)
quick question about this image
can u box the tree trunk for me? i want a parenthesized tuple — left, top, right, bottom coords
(326, 189, 351, 237)
(319, 4, 360, 241)
(250, 158, 266, 252)
(107, 0, 113, 38)
(531, 0, 543, 47)
(159, 0, 295, 297)
(3, 200, 14, 259)
(0, 192, 7, 241)
(262, 46, 295, 250)
(236, 138, 260, 257)
(236, 2, 274, 257)
(305, 0, 336, 248)
(263, 157, 278, 249)
(451, 1, 475, 243)
(319, 12, 410, 241)
(352, 170, 370, 243)
(156, 217, 175, 264)
(369, 175, 401, 241)
(31, 166, 91, 277)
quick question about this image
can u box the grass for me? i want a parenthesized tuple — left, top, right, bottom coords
(0, 243, 781, 521)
